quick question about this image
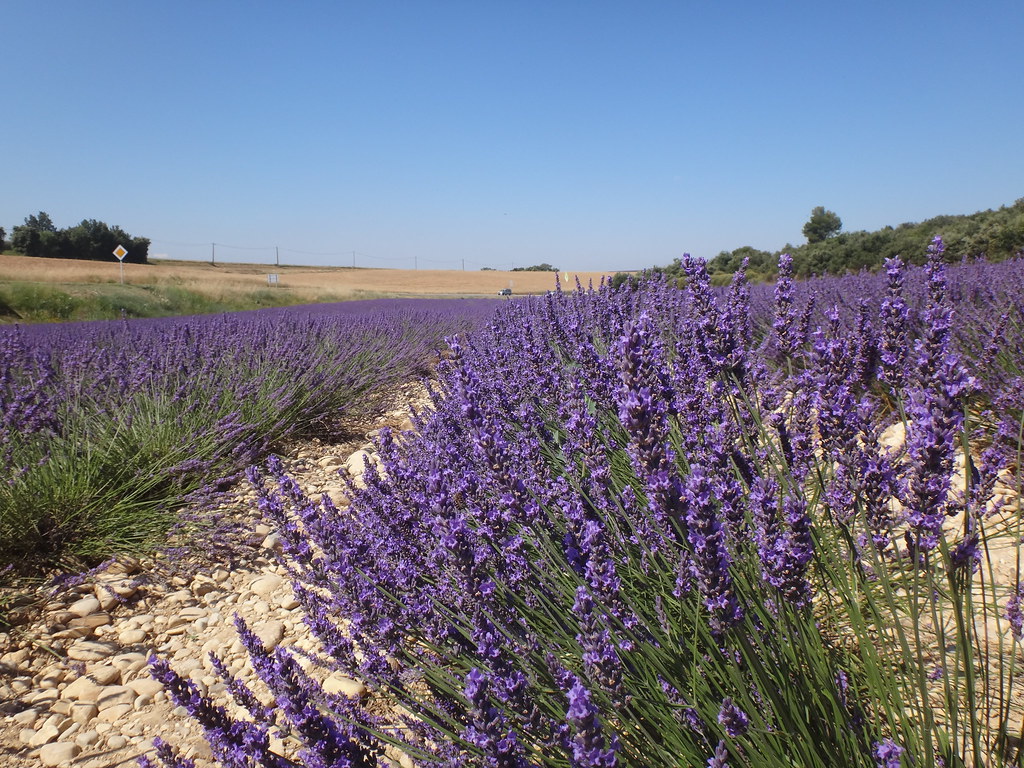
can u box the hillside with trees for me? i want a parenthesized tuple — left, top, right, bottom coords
(705, 200, 1024, 281)
(613, 200, 1024, 288)
(6, 212, 150, 264)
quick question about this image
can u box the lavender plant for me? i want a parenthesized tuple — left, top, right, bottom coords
(0, 299, 493, 571)
(152, 246, 1024, 767)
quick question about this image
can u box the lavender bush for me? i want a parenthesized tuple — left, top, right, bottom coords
(0, 299, 494, 570)
(152, 244, 1024, 767)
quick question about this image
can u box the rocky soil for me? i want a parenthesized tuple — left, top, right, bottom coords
(0, 382, 429, 768)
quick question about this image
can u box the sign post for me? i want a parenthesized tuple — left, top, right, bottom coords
(113, 245, 128, 284)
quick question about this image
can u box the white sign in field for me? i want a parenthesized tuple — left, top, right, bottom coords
(267, 274, 279, 286)
(113, 245, 127, 284)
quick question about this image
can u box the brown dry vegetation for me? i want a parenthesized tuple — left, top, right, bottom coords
(0, 254, 617, 302)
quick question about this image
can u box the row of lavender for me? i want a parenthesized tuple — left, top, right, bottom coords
(152, 239, 1024, 768)
(0, 299, 495, 571)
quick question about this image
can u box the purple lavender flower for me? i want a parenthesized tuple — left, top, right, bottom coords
(717, 697, 749, 738)
(463, 668, 530, 768)
(772, 253, 799, 356)
(873, 738, 904, 768)
(684, 465, 743, 631)
(707, 740, 730, 768)
(566, 678, 618, 767)
(879, 257, 909, 390)
(138, 737, 198, 768)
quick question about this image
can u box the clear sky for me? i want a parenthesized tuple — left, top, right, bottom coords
(2, 1, 1022, 271)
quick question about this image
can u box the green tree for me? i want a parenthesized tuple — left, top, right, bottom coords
(511, 263, 560, 272)
(0, 226, 6, 252)
(24, 211, 57, 232)
(802, 206, 842, 244)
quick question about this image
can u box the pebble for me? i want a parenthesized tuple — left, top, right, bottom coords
(38, 741, 81, 767)
(87, 664, 121, 686)
(70, 702, 99, 724)
(118, 629, 148, 645)
(106, 734, 128, 750)
(67, 597, 101, 618)
(254, 620, 285, 650)
(75, 730, 100, 748)
(67, 640, 117, 662)
(249, 574, 283, 597)
(97, 685, 136, 710)
(61, 676, 103, 702)
(322, 674, 368, 699)
(29, 724, 61, 747)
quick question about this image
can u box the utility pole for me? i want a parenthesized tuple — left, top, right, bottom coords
(275, 246, 279, 266)
(211, 243, 215, 265)
(462, 258, 465, 271)
(352, 250, 356, 268)
(414, 254, 417, 270)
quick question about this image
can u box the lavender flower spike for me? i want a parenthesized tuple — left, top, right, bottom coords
(717, 697, 749, 738)
(873, 738, 904, 768)
(566, 678, 618, 767)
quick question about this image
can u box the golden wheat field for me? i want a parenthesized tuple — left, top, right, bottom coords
(0, 254, 619, 302)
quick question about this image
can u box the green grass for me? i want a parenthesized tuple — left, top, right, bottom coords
(0, 281, 354, 323)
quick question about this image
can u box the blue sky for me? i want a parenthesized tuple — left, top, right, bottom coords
(2, 1, 1022, 271)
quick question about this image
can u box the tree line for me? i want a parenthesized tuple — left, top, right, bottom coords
(707, 200, 1024, 281)
(613, 199, 1024, 287)
(0, 212, 150, 264)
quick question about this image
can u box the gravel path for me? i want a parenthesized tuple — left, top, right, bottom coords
(0, 382, 428, 768)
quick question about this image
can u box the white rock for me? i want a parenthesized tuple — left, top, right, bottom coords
(97, 702, 133, 723)
(66, 640, 117, 662)
(249, 574, 284, 597)
(322, 674, 367, 698)
(69, 701, 99, 724)
(61, 676, 103, 702)
(67, 597, 101, 618)
(280, 595, 300, 611)
(345, 449, 371, 476)
(11, 707, 39, 726)
(106, 734, 128, 749)
(30, 723, 61, 747)
(1, 647, 30, 666)
(127, 677, 164, 697)
(97, 685, 135, 710)
(39, 741, 81, 766)
(86, 664, 121, 686)
(9, 675, 32, 693)
(75, 729, 100, 748)
(25, 688, 59, 706)
(69, 612, 112, 630)
(254, 620, 285, 651)
(38, 670, 66, 689)
(118, 629, 147, 645)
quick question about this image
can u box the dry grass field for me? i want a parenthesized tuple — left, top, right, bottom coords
(0, 254, 618, 303)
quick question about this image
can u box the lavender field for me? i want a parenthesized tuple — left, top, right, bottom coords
(144, 240, 1024, 767)
(0, 298, 496, 571)
(7, 240, 1024, 766)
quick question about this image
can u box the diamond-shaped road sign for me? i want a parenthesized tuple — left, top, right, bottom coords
(113, 245, 128, 261)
